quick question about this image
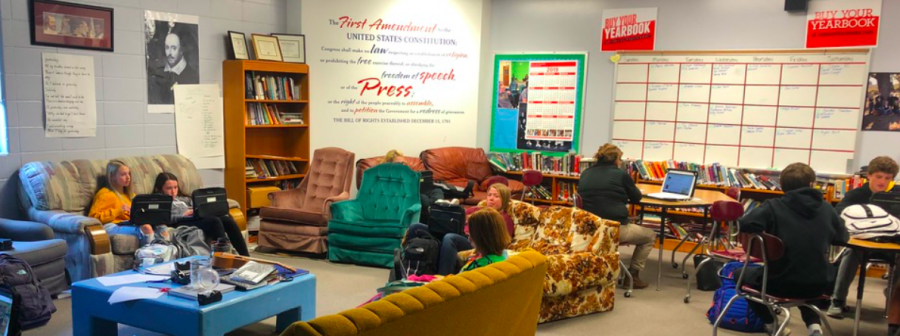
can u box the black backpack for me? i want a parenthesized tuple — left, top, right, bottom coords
(0, 254, 55, 333)
(402, 231, 440, 276)
(428, 203, 466, 240)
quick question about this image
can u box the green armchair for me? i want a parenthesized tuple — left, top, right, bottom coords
(327, 163, 421, 268)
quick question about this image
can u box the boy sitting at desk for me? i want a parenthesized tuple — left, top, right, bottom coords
(828, 156, 900, 319)
(739, 162, 849, 336)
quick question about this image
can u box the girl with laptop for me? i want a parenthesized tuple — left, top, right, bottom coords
(89, 160, 169, 245)
(578, 143, 656, 289)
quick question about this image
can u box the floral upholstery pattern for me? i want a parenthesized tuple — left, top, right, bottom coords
(480, 200, 620, 323)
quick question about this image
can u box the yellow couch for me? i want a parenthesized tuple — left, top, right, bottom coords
(280, 250, 547, 336)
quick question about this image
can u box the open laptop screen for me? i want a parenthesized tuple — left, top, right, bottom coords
(661, 171, 697, 196)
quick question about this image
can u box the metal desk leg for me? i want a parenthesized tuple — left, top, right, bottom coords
(658, 207, 667, 291)
(854, 251, 869, 336)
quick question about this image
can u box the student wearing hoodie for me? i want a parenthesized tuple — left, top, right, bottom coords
(738, 162, 849, 336)
(828, 156, 899, 318)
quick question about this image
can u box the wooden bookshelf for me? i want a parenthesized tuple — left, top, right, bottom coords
(223, 60, 310, 212)
(504, 171, 579, 206)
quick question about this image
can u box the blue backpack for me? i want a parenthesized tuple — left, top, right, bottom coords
(706, 261, 765, 333)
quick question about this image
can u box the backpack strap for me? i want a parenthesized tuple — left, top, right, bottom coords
(861, 204, 874, 218)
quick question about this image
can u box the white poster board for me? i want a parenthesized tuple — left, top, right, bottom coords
(41, 53, 97, 137)
(174, 84, 224, 169)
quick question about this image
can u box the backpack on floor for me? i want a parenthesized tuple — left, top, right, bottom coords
(401, 230, 440, 276)
(0, 254, 55, 333)
(171, 226, 211, 258)
(428, 203, 466, 241)
(706, 261, 765, 333)
(694, 254, 724, 291)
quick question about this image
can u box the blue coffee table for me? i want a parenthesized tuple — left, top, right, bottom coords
(72, 258, 316, 336)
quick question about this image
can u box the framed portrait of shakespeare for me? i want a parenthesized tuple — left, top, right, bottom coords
(251, 34, 283, 62)
(30, 0, 114, 51)
(228, 31, 249, 60)
(271, 34, 306, 63)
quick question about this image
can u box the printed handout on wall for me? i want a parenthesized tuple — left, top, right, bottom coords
(144, 11, 200, 113)
(42, 53, 97, 138)
(302, 0, 482, 158)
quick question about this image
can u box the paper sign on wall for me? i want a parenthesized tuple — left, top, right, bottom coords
(174, 84, 224, 169)
(42, 53, 97, 138)
(601, 8, 657, 52)
(806, 0, 881, 48)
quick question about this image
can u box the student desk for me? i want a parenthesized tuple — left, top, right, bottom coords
(72, 257, 316, 336)
(635, 183, 737, 290)
(848, 238, 900, 336)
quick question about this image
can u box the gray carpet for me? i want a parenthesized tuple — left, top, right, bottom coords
(31, 247, 888, 335)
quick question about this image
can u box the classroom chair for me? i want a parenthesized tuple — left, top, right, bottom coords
(684, 199, 745, 303)
(712, 233, 834, 336)
(671, 187, 743, 277)
(521, 170, 543, 203)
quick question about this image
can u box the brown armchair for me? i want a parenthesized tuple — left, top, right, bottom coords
(355, 155, 425, 189)
(258, 147, 355, 253)
(420, 147, 523, 204)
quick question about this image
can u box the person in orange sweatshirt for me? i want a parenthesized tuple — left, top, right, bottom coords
(88, 160, 169, 245)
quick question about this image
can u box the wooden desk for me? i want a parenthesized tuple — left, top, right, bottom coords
(847, 238, 900, 336)
(635, 183, 738, 290)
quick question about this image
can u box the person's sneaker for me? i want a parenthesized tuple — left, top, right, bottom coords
(766, 326, 791, 336)
(826, 302, 847, 319)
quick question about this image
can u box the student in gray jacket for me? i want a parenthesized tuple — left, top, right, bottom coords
(153, 172, 249, 256)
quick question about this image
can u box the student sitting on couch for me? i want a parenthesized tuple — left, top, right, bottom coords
(460, 208, 511, 272)
(89, 160, 169, 245)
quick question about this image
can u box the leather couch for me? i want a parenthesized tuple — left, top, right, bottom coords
(281, 250, 547, 336)
(0, 218, 68, 296)
(420, 147, 523, 204)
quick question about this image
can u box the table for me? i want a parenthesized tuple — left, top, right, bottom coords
(72, 257, 316, 336)
(848, 238, 900, 336)
(635, 183, 737, 290)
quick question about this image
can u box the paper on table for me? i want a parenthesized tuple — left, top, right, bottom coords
(108, 287, 166, 304)
(142, 263, 176, 276)
(97, 274, 169, 287)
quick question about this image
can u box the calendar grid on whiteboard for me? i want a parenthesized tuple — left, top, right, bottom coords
(611, 51, 869, 173)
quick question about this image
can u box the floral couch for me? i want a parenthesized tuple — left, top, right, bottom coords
(479, 200, 621, 322)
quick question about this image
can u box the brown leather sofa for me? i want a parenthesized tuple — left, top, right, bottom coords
(258, 147, 355, 253)
(421, 147, 523, 204)
(355, 155, 425, 190)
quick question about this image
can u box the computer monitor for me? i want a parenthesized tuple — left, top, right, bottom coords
(661, 169, 698, 197)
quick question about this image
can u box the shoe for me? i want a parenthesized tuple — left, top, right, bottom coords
(626, 269, 649, 289)
(766, 326, 791, 336)
(826, 302, 847, 319)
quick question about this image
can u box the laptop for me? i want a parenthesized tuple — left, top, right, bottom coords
(192, 187, 229, 218)
(130, 194, 173, 226)
(647, 169, 698, 201)
(871, 191, 900, 218)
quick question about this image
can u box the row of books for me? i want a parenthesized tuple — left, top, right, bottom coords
(279, 179, 301, 190)
(488, 152, 596, 175)
(742, 198, 763, 215)
(818, 176, 867, 200)
(525, 185, 553, 201)
(556, 181, 577, 203)
(246, 103, 303, 125)
(245, 159, 303, 179)
(245, 72, 302, 101)
(626, 160, 782, 191)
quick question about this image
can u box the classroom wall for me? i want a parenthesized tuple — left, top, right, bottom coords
(482, 0, 900, 172)
(0, 0, 288, 219)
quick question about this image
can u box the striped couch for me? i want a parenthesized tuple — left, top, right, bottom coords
(18, 155, 245, 282)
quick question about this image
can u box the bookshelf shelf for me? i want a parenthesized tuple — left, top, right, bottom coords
(224, 60, 310, 212)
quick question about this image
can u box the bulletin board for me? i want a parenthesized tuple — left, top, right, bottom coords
(489, 53, 587, 154)
(611, 49, 871, 174)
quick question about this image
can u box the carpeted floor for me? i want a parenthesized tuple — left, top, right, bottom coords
(32, 246, 889, 335)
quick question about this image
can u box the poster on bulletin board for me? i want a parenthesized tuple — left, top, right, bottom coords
(489, 53, 587, 154)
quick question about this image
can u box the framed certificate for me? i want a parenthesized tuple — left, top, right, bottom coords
(271, 34, 306, 64)
(251, 34, 283, 62)
(227, 31, 249, 60)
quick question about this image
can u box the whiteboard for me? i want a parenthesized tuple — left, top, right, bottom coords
(611, 50, 869, 173)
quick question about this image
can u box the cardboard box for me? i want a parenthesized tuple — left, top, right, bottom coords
(247, 186, 281, 209)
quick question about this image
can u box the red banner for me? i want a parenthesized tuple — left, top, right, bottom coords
(806, 1, 881, 48)
(601, 8, 657, 52)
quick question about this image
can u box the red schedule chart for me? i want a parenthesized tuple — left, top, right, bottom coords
(525, 61, 579, 141)
(611, 51, 870, 173)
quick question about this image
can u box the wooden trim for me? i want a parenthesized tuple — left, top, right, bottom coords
(619, 49, 871, 55)
(84, 223, 110, 255)
(229, 208, 247, 232)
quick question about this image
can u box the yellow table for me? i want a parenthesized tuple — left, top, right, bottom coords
(847, 238, 900, 336)
(635, 183, 737, 290)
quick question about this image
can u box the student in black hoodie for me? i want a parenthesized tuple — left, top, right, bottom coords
(828, 156, 899, 319)
(738, 162, 849, 336)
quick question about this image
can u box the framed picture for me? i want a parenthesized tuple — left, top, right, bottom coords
(29, 0, 114, 52)
(251, 34, 283, 62)
(227, 31, 249, 60)
(271, 34, 306, 63)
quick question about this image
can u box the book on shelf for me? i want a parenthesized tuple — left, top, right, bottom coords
(626, 160, 782, 191)
(245, 103, 304, 125)
(488, 152, 589, 176)
(556, 181, 577, 203)
(526, 185, 553, 201)
(246, 159, 303, 179)
(245, 72, 302, 101)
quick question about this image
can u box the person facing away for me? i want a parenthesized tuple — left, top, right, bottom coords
(459, 208, 511, 272)
(153, 172, 250, 256)
(89, 160, 169, 246)
(577, 143, 655, 289)
(738, 162, 849, 336)
(828, 156, 900, 319)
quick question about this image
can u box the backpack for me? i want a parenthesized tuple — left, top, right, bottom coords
(401, 231, 440, 276)
(170, 226, 211, 258)
(0, 254, 55, 332)
(840, 204, 900, 240)
(693, 254, 723, 291)
(707, 261, 765, 333)
(428, 203, 466, 240)
(134, 239, 179, 269)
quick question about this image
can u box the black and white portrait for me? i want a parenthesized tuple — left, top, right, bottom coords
(144, 11, 199, 113)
